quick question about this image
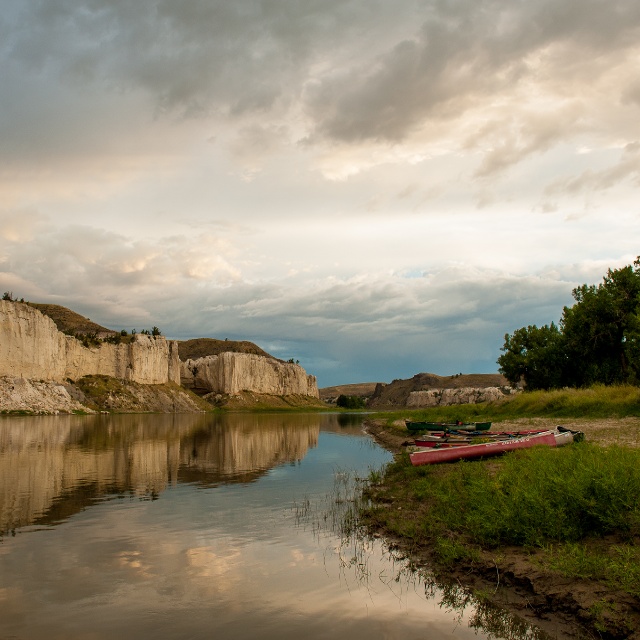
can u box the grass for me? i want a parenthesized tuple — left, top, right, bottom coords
(544, 542, 640, 598)
(362, 441, 640, 566)
(374, 383, 640, 426)
(75, 375, 137, 410)
(355, 385, 640, 634)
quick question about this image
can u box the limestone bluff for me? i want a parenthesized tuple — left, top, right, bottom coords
(0, 300, 180, 385)
(0, 300, 319, 413)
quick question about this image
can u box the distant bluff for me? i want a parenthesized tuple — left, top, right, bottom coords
(367, 372, 517, 408)
(321, 373, 518, 408)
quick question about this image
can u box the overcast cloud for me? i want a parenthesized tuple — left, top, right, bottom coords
(1, 0, 639, 386)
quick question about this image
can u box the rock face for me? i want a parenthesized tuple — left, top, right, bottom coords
(0, 377, 94, 414)
(181, 353, 319, 398)
(367, 372, 518, 408)
(0, 300, 319, 411)
(0, 300, 180, 385)
(406, 386, 520, 407)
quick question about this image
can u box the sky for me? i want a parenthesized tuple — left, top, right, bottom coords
(1, 0, 639, 388)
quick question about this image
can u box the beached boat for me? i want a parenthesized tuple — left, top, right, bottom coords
(405, 420, 492, 433)
(413, 428, 548, 448)
(409, 428, 579, 466)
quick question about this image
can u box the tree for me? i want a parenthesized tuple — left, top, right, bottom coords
(336, 394, 366, 409)
(561, 260, 640, 386)
(498, 257, 640, 389)
(497, 323, 565, 390)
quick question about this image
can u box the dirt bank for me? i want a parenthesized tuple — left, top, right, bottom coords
(363, 418, 640, 640)
(0, 375, 328, 414)
(0, 375, 211, 414)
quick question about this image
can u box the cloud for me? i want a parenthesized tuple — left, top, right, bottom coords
(303, 0, 640, 144)
(0, 208, 48, 242)
(0, 204, 628, 386)
(3, 0, 640, 188)
(142, 266, 576, 385)
(0, 223, 243, 322)
(545, 142, 640, 196)
(1, 0, 640, 386)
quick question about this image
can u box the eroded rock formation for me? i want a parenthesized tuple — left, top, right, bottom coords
(0, 300, 180, 385)
(367, 372, 519, 408)
(181, 352, 319, 398)
(406, 386, 520, 407)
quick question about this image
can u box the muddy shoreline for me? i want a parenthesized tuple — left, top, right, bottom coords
(363, 418, 640, 640)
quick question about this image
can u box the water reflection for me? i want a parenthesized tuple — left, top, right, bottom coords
(0, 413, 330, 534)
(298, 464, 559, 640)
(0, 413, 561, 640)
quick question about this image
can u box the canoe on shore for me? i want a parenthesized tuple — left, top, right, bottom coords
(409, 428, 581, 466)
(413, 428, 548, 448)
(405, 420, 492, 433)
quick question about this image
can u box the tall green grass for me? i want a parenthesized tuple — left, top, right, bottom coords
(545, 542, 640, 598)
(365, 442, 640, 549)
(376, 384, 640, 425)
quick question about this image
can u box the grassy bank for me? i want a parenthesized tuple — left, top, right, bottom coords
(364, 444, 640, 582)
(374, 383, 640, 426)
(360, 386, 640, 637)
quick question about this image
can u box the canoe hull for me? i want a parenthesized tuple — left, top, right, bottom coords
(405, 421, 492, 432)
(409, 430, 568, 466)
(413, 429, 548, 448)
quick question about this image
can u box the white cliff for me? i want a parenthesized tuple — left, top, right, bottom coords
(407, 386, 520, 408)
(0, 300, 180, 385)
(181, 352, 319, 398)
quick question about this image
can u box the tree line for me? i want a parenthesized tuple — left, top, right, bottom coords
(498, 257, 640, 390)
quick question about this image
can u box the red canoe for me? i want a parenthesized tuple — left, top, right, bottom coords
(409, 430, 572, 466)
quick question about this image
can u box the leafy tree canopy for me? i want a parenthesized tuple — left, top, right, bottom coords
(336, 394, 366, 409)
(498, 257, 640, 389)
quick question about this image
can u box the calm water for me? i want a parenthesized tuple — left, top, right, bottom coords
(0, 413, 547, 640)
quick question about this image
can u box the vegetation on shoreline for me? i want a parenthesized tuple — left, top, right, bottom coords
(360, 386, 640, 637)
(373, 383, 640, 427)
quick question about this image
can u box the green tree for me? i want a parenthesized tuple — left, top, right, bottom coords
(497, 323, 565, 390)
(561, 260, 640, 386)
(336, 394, 366, 409)
(498, 257, 640, 389)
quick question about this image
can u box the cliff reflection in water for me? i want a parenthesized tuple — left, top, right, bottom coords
(0, 412, 328, 535)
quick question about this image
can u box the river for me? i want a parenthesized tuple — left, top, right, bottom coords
(0, 412, 548, 639)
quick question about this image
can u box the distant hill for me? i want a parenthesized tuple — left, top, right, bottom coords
(177, 338, 276, 361)
(367, 372, 509, 408)
(28, 303, 116, 337)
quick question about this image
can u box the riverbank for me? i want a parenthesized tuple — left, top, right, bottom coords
(0, 375, 328, 414)
(363, 417, 640, 640)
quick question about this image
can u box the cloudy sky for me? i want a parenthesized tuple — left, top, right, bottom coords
(1, 0, 639, 387)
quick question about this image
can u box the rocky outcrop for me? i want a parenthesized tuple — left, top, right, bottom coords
(0, 375, 209, 415)
(0, 300, 319, 411)
(367, 372, 518, 408)
(407, 386, 520, 408)
(0, 377, 95, 414)
(0, 300, 180, 385)
(181, 352, 319, 398)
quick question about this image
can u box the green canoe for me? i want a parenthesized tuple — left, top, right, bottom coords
(405, 420, 492, 432)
